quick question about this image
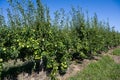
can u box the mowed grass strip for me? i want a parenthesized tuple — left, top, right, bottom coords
(112, 48, 120, 56)
(69, 56, 120, 80)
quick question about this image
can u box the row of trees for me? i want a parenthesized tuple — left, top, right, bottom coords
(0, 0, 120, 79)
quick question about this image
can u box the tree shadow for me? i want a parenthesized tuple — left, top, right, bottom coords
(1, 61, 34, 80)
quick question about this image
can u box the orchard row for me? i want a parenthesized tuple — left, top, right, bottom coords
(0, 0, 120, 79)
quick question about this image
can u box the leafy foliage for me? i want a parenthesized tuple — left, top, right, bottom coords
(0, 0, 120, 79)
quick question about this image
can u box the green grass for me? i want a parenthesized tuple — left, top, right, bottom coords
(69, 56, 120, 80)
(112, 48, 120, 56)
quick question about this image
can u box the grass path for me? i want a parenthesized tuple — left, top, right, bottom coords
(68, 46, 120, 80)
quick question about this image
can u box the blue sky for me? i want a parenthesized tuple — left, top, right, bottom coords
(0, 0, 120, 32)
